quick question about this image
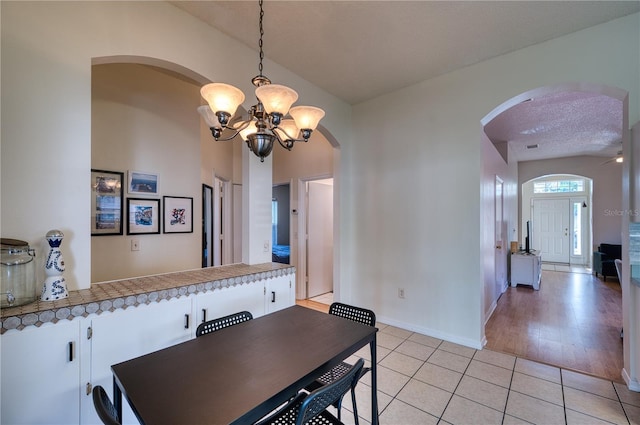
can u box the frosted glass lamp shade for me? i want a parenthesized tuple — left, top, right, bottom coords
(200, 83, 245, 116)
(289, 106, 325, 130)
(277, 119, 299, 140)
(197, 105, 220, 128)
(255, 84, 298, 115)
(239, 121, 258, 141)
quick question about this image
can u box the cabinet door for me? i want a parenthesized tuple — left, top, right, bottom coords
(265, 276, 294, 313)
(195, 282, 266, 326)
(1, 321, 81, 424)
(82, 297, 192, 424)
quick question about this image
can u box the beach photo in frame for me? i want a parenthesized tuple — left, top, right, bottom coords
(127, 170, 159, 195)
(91, 169, 123, 236)
(127, 198, 160, 235)
(163, 196, 193, 233)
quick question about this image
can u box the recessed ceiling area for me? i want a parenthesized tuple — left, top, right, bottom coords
(484, 91, 623, 162)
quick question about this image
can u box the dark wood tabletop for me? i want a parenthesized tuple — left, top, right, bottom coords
(112, 305, 378, 424)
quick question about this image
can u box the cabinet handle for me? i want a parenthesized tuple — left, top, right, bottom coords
(68, 341, 74, 362)
(184, 314, 190, 329)
(271, 291, 276, 303)
(202, 308, 207, 323)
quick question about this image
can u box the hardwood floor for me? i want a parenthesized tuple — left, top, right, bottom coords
(485, 268, 624, 383)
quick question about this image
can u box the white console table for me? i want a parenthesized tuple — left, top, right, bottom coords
(510, 251, 542, 290)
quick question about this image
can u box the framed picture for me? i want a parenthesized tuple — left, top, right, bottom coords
(91, 169, 123, 236)
(127, 170, 159, 195)
(127, 198, 160, 235)
(163, 196, 194, 233)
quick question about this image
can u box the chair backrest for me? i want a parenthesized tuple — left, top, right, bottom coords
(615, 259, 623, 281)
(297, 358, 365, 425)
(329, 302, 376, 327)
(196, 311, 253, 337)
(92, 385, 121, 425)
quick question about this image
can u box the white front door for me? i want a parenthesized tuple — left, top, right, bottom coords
(533, 198, 570, 263)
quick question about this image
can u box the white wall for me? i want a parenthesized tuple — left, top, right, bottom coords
(91, 63, 202, 282)
(346, 13, 639, 348)
(0, 1, 350, 290)
(481, 133, 518, 327)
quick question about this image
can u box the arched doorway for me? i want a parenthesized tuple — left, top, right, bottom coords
(480, 82, 628, 382)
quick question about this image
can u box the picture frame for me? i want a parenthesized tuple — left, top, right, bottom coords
(163, 196, 194, 234)
(91, 169, 123, 236)
(127, 198, 161, 235)
(127, 170, 159, 195)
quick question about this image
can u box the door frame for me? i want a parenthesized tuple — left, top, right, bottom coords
(202, 184, 213, 268)
(522, 175, 592, 266)
(495, 176, 507, 293)
(296, 174, 333, 300)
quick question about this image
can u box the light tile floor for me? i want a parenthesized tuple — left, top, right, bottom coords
(335, 323, 640, 425)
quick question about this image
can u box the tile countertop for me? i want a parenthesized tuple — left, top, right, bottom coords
(0, 263, 295, 333)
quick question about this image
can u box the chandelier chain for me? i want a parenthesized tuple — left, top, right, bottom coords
(258, 0, 264, 78)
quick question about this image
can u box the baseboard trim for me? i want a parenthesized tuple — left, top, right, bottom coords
(376, 315, 483, 350)
(622, 368, 640, 392)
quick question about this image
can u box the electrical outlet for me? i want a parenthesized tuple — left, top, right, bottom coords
(263, 241, 269, 253)
(398, 288, 405, 299)
(131, 239, 140, 251)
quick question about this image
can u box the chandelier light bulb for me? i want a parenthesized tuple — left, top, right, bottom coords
(255, 84, 298, 115)
(200, 83, 245, 117)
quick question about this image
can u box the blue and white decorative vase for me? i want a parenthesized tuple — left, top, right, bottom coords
(41, 229, 68, 301)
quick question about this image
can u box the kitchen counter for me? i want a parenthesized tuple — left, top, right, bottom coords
(1, 263, 295, 333)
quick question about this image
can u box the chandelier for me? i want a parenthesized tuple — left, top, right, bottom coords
(197, 0, 325, 162)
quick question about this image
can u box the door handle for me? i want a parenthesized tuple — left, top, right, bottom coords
(496, 245, 502, 249)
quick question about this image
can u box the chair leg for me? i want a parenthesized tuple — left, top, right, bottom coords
(350, 389, 359, 425)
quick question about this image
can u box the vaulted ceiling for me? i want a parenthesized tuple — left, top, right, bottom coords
(172, 1, 639, 162)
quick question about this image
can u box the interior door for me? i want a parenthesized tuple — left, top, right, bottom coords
(307, 180, 333, 298)
(202, 184, 213, 268)
(533, 198, 570, 263)
(495, 176, 507, 291)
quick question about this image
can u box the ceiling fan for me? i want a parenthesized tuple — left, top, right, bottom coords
(600, 150, 623, 165)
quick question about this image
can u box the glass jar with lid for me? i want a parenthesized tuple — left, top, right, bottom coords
(1, 238, 37, 307)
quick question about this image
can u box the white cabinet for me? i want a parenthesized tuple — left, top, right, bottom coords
(82, 297, 192, 424)
(195, 282, 266, 325)
(1, 320, 82, 425)
(265, 275, 294, 313)
(510, 252, 542, 290)
(1, 271, 296, 425)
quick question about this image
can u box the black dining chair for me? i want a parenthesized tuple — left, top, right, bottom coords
(304, 302, 376, 422)
(255, 358, 365, 425)
(195, 310, 253, 337)
(92, 385, 121, 425)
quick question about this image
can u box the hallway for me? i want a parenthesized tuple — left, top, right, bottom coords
(485, 267, 623, 383)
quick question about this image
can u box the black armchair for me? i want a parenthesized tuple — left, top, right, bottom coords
(593, 244, 622, 281)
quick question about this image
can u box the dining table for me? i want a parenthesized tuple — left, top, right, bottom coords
(111, 305, 379, 424)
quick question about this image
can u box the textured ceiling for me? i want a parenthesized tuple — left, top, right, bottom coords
(172, 1, 638, 162)
(484, 91, 623, 162)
